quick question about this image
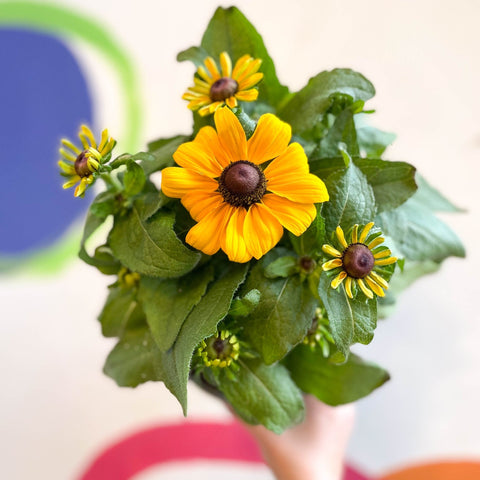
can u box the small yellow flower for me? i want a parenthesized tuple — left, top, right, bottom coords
(322, 223, 397, 299)
(58, 125, 115, 197)
(197, 330, 240, 369)
(161, 107, 329, 263)
(182, 52, 263, 116)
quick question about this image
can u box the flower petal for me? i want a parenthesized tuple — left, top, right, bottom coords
(374, 256, 397, 266)
(221, 207, 252, 263)
(193, 126, 231, 169)
(219, 52, 232, 77)
(369, 271, 389, 289)
(261, 194, 316, 236)
(322, 258, 343, 271)
(335, 226, 348, 249)
(331, 271, 347, 289)
(214, 107, 247, 162)
(244, 203, 283, 260)
(186, 203, 233, 256)
(345, 277, 354, 298)
(322, 244, 342, 258)
(204, 56, 221, 80)
(161, 167, 217, 198)
(234, 89, 259, 102)
(264, 143, 308, 177)
(174, 139, 223, 178)
(182, 191, 224, 222)
(247, 114, 291, 165)
(365, 276, 385, 297)
(357, 278, 374, 299)
(359, 222, 375, 243)
(238, 72, 263, 90)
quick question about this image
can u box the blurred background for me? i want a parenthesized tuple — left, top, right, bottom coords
(0, 0, 479, 478)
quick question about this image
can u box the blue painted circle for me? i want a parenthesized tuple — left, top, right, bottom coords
(0, 28, 93, 255)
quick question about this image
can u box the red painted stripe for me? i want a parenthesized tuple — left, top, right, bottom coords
(78, 421, 370, 480)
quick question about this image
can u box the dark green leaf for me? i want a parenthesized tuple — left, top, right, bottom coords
(200, 6, 289, 107)
(229, 289, 261, 317)
(156, 263, 248, 413)
(90, 245, 121, 275)
(355, 114, 396, 157)
(318, 273, 377, 355)
(286, 345, 389, 405)
(322, 161, 376, 233)
(243, 255, 317, 364)
(103, 327, 160, 387)
(217, 358, 305, 434)
(124, 160, 146, 196)
(142, 135, 189, 175)
(376, 195, 465, 262)
(109, 201, 201, 278)
(317, 108, 359, 158)
(278, 69, 375, 134)
(138, 265, 214, 351)
(99, 287, 145, 337)
(289, 207, 326, 256)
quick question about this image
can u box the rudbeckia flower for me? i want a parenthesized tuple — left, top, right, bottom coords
(182, 52, 263, 116)
(322, 223, 397, 299)
(197, 330, 240, 369)
(58, 125, 115, 197)
(161, 107, 329, 263)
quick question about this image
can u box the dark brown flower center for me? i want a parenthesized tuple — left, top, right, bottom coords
(342, 243, 375, 278)
(300, 256, 316, 274)
(206, 335, 233, 360)
(210, 77, 238, 101)
(218, 160, 266, 208)
(74, 150, 92, 177)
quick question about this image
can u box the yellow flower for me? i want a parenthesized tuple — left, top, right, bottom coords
(182, 52, 263, 116)
(322, 223, 397, 299)
(197, 330, 240, 369)
(58, 125, 115, 197)
(161, 107, 329, 263)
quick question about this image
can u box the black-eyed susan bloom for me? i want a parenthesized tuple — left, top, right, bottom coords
(197, 330, 240, 369)
(58, 125, 115, 197)
(182, 52, 263, 116)
(322, 223, 397, 299)
(161, 107, 329, 263)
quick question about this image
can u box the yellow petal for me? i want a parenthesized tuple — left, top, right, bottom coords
(322, 258, 343, 271)
(359, 222, 375, 243)
(335, 226, 348, 248)
(214, 107, 247, 162)
(74, 177, 89, 197)
(98, 129, 109, 152)
(161, 167, 217, 198)
(174, 139, 223, 178)
(345, 277, 353, 298)
(247, 113, 291, 165)
(197, 65, 213, 83)
(59, 148, 76, 162)
(374, 256, 397, 266)
(369, 271, 389, 290)
(264, 143, 308, 177)
(61, 139, 80, 155)
(58, 160, 76, 175)
(238, 72, 263, 91)
(181, 191, 224, 222)
(236, 58, 262, 83)
(331, 271, 347, 289)
(373, 248, 392, 259)
(81, 125, 96, 149)
(186, 203, 233, 256)
(351, 224, 359, 244)
(219, 52, 232, 77)
(234, 89, 259, 102)
(368, 236, 385, 249)
(357, 278, 374, 299)
(194, 125, 231, 169)
(262, 194, 316, 236)
(322, 244, 342, 257)
(244, 203, 283, 259)
(62, 176, 80, 189)
(365, 276, 385, 297)
(266, 171, 329, 204)
(232, 54, 252, 79)
(226, 96, 238, 108)
(221, 207, 252, 263)
(204, 56, 221, 80)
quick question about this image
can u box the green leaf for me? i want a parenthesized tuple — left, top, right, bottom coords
(138, 265, 214, 351)
(143, 135, 189, 175)
(318, 108, 359, 158)
(177, 45, 210, 67)
(243, 254, 317, 364)
(355, 114, 396, 157)
(318, 273, 377, 356)
(229, 289, 261, 317)
(217, 358, 305, 433)
(286, 345, 389, 405)
(264, 256, 298, 278)
(414, 174, 464, 212)
(200, 6, 289, 107)
(90, 245, 121, 275)
(99, 287, 145, 337)
(109, 200, 201, 278)
(124, 160, 146, 196)
(376, 195, 465, 262)
(289, 207, 326, 256)
(354, 158, 417, 212)
(322, 161, 376, 233)
(103, 327, 161, 387)
(278, 69, 375, 134)
(156, 263, 248, 413)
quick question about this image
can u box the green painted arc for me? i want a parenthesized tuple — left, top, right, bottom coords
(0, 1, 141, 153)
